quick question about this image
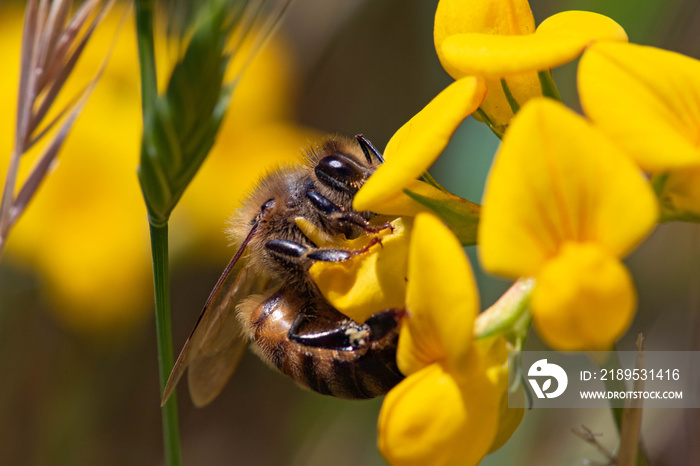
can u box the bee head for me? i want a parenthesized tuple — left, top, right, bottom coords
(313, 136, 382, 196)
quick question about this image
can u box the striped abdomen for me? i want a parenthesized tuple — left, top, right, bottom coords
(243, 286, 404, 399)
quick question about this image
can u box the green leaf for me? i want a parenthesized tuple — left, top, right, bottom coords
(138, 0, 233, 226)
(403, 188, 481, 246)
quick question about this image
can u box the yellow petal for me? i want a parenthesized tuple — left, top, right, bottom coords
(378, 363, 499, 466)
(308, 218, 411, 323)
(470, 336, 523, 453)
(579, 42, 700, 172)
(479, 98, 658, 279)
(295, 216, 377, 249)
(442, 12, 625, 78)
(434, 0, 535, 80)
(489, 388, 524, 453)
(660, 165, 700, 219)
(442, 11, 626, 78)
(531, 242, 636, 351)
(398, 213, 478, 376)
(353, 77, 486, 212)
(536, 10, 627, 38)
(434, 0, 538, 131)
(438, 11, 625, 130)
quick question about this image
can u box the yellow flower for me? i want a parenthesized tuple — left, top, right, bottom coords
(479, 98, 657, 351)
(579, 41, 700, 218)
(357, 2, 630, 223)
(306, 217, 412, 324)
(310, 202, 521, 462)
(353, 77, 486, 213)
(434, 0, 627, 132)
(378, 213, 521, 466)
(1, 5, 313, 334)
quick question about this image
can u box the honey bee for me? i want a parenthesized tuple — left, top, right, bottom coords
(162, 135, 404, 407)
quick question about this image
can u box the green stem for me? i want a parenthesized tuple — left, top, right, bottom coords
(134, 0, 158, 118)
(658, 211, 700, 223)
(474, 108, 505, 140)
(135, 3, 181, 464)
(149, 223, 182, 466)
(500, 79, 520, 115)
(474, 277, 535, 340)
(537, 70, 562, 102)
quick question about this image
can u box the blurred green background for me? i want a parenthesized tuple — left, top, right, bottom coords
(1, 0, 699, 464)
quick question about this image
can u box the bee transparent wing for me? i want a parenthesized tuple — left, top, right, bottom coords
(186, 265, 270, 407)
(162, 219, 270, 407)
(161, 255, 269, 407)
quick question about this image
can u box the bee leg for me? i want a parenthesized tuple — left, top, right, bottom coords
(288, 308, 402, 350)
(305, 190, 391, 236)
(304, 236, 385, 261)
(288, 312, 370, 350)
(265, 238, 356, 263)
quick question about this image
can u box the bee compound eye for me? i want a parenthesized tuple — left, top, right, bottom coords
(315, 154, 365, 192)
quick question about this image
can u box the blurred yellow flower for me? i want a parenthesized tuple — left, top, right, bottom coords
(173, 21, 322, 260)
(434, 0, 627, 133)
(479, 98, 657, 350)
(1, 4, 149, 334)
(0, 4, 316, 335)
(378, 212, 520, 466)
(579, 41, 700, 219)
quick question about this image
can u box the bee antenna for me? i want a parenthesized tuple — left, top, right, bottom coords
(355, 134, 385, 164)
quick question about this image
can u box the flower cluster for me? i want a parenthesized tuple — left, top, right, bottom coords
(312, 0, 699, 464)
(379, 213, 521, 466)
(310, 211, 522, 466)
